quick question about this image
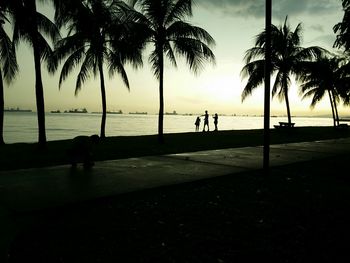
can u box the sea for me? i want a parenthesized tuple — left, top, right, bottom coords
(3, 112, 335, 144)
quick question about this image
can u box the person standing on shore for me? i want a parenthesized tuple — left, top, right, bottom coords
(195, 116, 201, 131)
(203, 110, 209, 132)
(213, 113, 218, 131)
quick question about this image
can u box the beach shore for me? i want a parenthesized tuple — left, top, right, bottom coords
(1, 126, 350, 171)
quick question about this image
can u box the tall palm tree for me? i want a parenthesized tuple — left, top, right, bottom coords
(9, 0, 60, 147)
(0, 4, 18, 145)
(241, 16, 322, 125)
(129, 0, 216, 143)
(297, 55, 348, 127)
(52, 0, 143, 138)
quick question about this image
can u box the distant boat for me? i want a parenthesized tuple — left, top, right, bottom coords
(50, 110, 61, 113)
(129, 111, 148, 115)
(107, 110, 123, 114)
(4, 107, 32, 112)
(65, 108, 88, 113)
(165, 110, 177, 115)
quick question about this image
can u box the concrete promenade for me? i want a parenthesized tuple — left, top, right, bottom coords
(1, 137, 350, 212)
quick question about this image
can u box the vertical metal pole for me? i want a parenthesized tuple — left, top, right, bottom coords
(263, 0, 272, 173)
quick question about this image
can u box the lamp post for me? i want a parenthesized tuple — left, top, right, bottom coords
(263, 0, 272, 173)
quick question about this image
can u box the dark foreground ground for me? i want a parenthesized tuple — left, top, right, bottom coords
(7, 154, 350, 263)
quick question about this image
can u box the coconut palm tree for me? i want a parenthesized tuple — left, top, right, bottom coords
(52, 0, 143, 138)
(8, 0, 60, 147)
(128, 0, 216, 143)
(0, 5, 18, 145)
(241, 16, 323, 125)
(297, 55, 349, 127)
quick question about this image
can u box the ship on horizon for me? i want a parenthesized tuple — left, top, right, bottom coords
(107, 110, 123, 114)
(5, 107, 32, 112)
(129, 111, 147, 115)
(64, 108, 88, 113)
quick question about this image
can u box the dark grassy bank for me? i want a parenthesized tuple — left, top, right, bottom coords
(7, 153, 350, 262)
(1, 126, 350, 171)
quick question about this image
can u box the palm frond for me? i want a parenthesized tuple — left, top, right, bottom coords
(240, 60, 265, 101)
(164, 41, 177, 68)
(165, 0, 192, 26)
(36, 12, 61, 43)
(243, 47, 265, 64)
(172, 37, 215, 74)
(0, 26, 18, 83)
(290, 22, 303, 46)
(149, 48, 160, 79)
(167, 21, 215, 46)
(75, 52, 95, 95)
(58, 47, 85, 88)
(108, 53, 130, 90)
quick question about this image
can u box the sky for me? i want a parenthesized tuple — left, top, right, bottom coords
(3, 0, 348, 116)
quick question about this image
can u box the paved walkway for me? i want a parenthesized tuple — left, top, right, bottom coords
(1, 138, 350, 212)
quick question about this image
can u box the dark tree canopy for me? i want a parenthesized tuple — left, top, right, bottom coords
(334, 0, 350, 51)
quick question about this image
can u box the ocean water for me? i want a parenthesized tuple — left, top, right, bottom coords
(3, 112, 334, 144)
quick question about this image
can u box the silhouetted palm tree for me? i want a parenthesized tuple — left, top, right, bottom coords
(9, 0, 60, 147)
(0, 4, 18, 145)
(241, 16, 322, 125)
(52, 0, 143, 138)
(297, 55, 350, 127)
(129, 0, 216, 143)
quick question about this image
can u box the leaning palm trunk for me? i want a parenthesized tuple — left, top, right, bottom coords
(0, 69, 4, 145)
(331, 90, 340, 126)
(98, 60, 107, 138)
(328, 90, 337, 127)
(158, 49, 164, 143)
(284, 86, 292, 124)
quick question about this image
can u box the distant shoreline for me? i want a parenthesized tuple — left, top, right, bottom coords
(3, 111, 340, 118)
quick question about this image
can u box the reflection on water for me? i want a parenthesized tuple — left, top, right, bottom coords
(4, 112, 334, 143)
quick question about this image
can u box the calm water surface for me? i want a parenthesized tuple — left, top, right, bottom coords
(4, 112, 334, 143)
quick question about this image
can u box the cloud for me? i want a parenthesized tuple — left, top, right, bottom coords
(197, 0, 340, 18)
(307, 34, 337, 47)
(309, 24, 325, 33)
(197, 0, 264, 17)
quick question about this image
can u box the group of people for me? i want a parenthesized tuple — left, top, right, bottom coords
(195, 110, 218, 132)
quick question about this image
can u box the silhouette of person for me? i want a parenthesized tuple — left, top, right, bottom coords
(68, 134, 100, 168)
(202, 110, 209, 132)
(213, 113, 218, 131)
(195, 116, 201, 131)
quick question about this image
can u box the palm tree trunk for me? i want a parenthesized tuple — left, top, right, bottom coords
(98, 59, 106, 138)
(158, 49, 164, 144)
(284, 90, 292, 124)
(0, 69, 4, 145)
(331, 90, 340, 126)
(328, 90, 336, 127)
(29, 0, 46, 147)
(263, 0, 272, 173)
(33, 40, 47, 147)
